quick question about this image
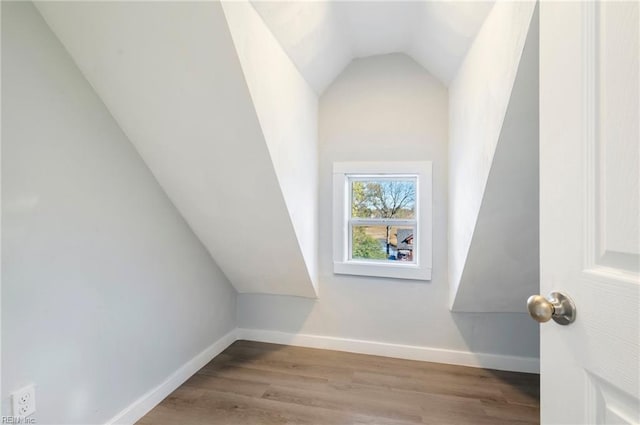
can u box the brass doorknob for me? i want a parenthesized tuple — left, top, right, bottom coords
(527, 292, 576, 325)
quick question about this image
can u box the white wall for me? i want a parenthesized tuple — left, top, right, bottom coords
(453, 6, 540, 312)
(222, 1, 319, 290)
(448, 2, 536, 305)
(1, 3, 236, 423)
(238, 54, 539, 361)
(36, 1, 317, 298)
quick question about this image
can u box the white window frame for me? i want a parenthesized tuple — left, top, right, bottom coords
(333, 161, 432, 281)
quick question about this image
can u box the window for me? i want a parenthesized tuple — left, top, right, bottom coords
(333, 161, 432, 280)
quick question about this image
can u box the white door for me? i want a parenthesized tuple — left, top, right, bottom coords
(539, 1, 639, 424)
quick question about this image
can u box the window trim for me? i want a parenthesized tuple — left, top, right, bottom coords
(333, 161, 432, 281)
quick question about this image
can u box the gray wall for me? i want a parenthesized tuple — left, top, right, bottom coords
(453, 6, 540, 312)
(448, 2, 537, 305)
(1, 3, 236, 423)
(238, 53, 539, 359)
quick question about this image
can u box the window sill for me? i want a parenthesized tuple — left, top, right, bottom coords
(333, 261, 432, 281)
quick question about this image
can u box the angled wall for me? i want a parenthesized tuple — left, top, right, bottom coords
(221, 0, 319, 291)
(453, 6, 539, 312)
(448, 1, 537, 309)
(36, 1, 317, 297)
(2, 2, 236, 422)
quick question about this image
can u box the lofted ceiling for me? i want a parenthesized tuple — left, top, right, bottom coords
(250, 1, 495, 93)
(34, 0, 537, 306)
(36, 1, 319, 298)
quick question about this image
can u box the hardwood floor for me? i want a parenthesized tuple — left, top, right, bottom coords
(137, 340, 539, 425)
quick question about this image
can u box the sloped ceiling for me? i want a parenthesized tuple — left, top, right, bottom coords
(251, 1, 495, 93)
(34, 0, 521, 304)
(35, 1, 318, 298)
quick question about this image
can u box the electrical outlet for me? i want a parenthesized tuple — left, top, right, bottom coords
(11, 385, 36, 418)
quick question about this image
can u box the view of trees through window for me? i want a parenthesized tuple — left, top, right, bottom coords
(350, 179, 416, 262)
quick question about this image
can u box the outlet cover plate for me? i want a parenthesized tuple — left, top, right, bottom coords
(11, 384, 36, 418)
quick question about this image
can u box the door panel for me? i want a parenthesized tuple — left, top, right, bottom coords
(593, 1, 639, 272)
(540, 2, 639, 424)
(587, 373, 640, 424)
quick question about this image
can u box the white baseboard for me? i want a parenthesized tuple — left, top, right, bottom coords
(236, 328, 540, 374)
(105, 329, 238, 425)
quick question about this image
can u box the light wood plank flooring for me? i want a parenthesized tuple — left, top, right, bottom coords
(137, 340, 539, 425)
